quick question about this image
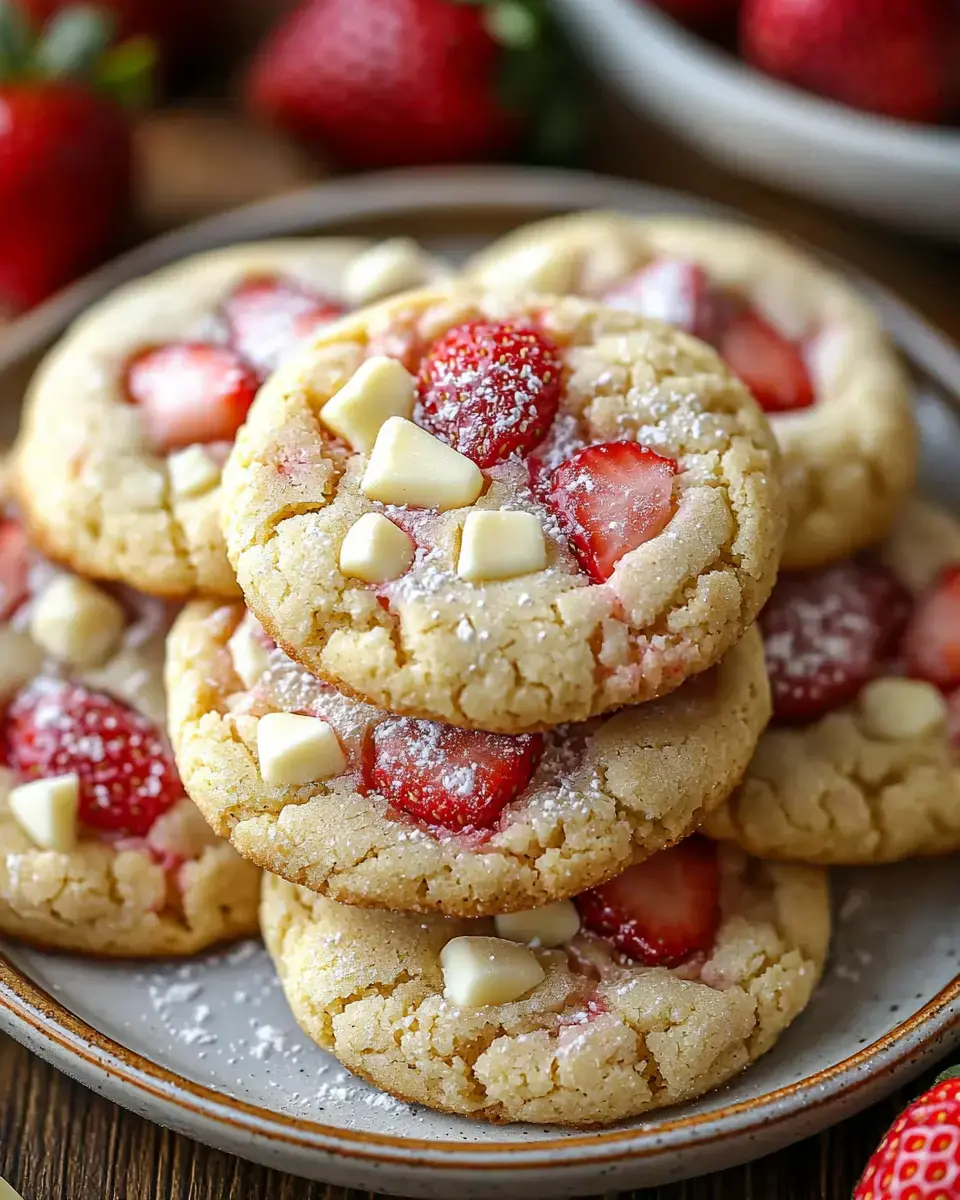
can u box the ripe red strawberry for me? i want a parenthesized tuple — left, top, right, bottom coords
(0, 4, 148, 314)
(245, 0, 580, 169)
(0, 519, 30, 621)
(576, 837, 720, 966)
(718, 307, 815, 414)
(604, 259, 720, 341)
(416, 320, 563, 468)
(4, 678, 183, 836)
(740, 0, 951, 124)
(125, 342, 260, 453)
(222, 276, 343, 377)
(902, 566, 960, 689)
(362, 716, 543, 831)
(760, 561, 912, 722)
(853, 1068, 960, 1199)
(546, 441, 677, 583)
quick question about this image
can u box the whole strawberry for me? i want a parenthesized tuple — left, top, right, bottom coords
(245, 0, 581, 168)
(740, 0, 951, 124)
(854, 1068, 960, 1198)
(0, 2, 147, 313)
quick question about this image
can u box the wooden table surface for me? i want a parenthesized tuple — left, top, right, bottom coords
(1, 92, 958, 1200)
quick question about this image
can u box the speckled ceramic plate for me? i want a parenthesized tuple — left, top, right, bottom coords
(0, 169, 958, 1199)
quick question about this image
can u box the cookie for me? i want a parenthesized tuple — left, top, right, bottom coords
(221, 286, 785, 732)
(467, 213, 916, 570)
(13, 238, 450, 597)
(261, 839, 830, 1125)
(705, 501, 960, 864)
(0, 470, 260, 955)
(165, 600, 770, 916)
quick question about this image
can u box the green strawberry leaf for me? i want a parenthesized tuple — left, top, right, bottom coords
(483, 2, 539, 49)
(0, 0, 34, 78)
(96, 36, 155, 108)
(33, 5, 115, 79)
(936, 1065, 960, 1085)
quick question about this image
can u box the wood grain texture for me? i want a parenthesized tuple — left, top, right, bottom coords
(0, 1033, 941, 1199)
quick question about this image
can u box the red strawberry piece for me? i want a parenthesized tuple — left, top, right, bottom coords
(604, 259, 721, 341)
(4, 679, 183, 837)
(760, 561, 912, 722)
(415, 320, 563, 468)
(740, 0, 950, 124)
(576, 837, 721, 967)
(853, 1069, 960, 1199)
(222, 275, 343, 376)
(362, 716, 543, 832)
(0, 520, 31, 621)
(546, 441, 677, 583)
(717, 307, 815, 414)
(125, 342, 260, 453)
(902, 566, 960, 690)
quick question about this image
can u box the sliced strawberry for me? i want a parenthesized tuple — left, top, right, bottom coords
(604, 258, 720, 341)
(362, 716, 543, 832)
(222, 275, 343, 376)
(902, 565, 960, 689)
(576, 837, 721, 967)
(0, 519, 30, 621)
(546, 441, 677, 582)
(415, 319, 563, 468)
(718, 307, 815, 413)
(125, 342, 260, 454)
(4, 678, 183, 837)
(760, 560, 912, 722)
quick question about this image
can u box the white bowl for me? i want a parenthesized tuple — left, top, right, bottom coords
(553, 0, 960, 240)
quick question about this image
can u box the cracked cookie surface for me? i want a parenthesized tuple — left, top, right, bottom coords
(14, 239, 448, 597)
(0, 465, 261, 955)
(166, 602, 770, 917)
(221, 287, 785, 732)
(705, 501, 960, 864)
(261, 845, 830, 1125)
(468, 213, 915, 570)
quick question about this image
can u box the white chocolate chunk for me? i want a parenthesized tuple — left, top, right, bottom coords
(168, 444, 222, 499)
(0, 626, 45, 700)
(320, 357, 416, 452)
(494, 900, 581, 948)
(458, 510, 547, 582)
(340, 512, 414, 584)
(343, 238, 439, 306)
(257, 712, 346, 786)
(859, 677, 948, 741)
(0, 1177, 25, 1200)
(29, 575, 125, 669)
(228, 622, 272, 689)
(441, 936, 544, 1007)
(361, 417, 483, 510)
(9, 773, 79, 851)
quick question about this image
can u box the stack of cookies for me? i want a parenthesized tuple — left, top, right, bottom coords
(5, 211, 951, 1130)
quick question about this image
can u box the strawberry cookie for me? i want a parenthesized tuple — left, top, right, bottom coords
(705, 501, 960, 864)
(467, 213, 916, 570)
(262, 839, 830, 1124)
(0, 466, 260, 955)
(14, 237, 449, 597)
(221, 287, 784, 732)
(165, 601, 769, 916)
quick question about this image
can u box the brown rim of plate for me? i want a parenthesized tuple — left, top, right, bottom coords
(0, 951, 957, 1168)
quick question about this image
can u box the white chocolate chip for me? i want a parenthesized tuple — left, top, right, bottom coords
(228, 622, 272, 689)
(859, 677, 949, 741)
(256, 712, 347, 786)
(440, 936, 545, 1007)
(9, 773, 79, 851)
(343, 238, 439, 306)
(494, 900, 580, 948)
(482, 240, 581, 294)
(320, 357, 416, 452)
(457, 510, 547, 582)
(29, 575, 125, 669)
(168, 444, 222, 499)
(361, 417, 483, 510)
(339, 512, 414, 584)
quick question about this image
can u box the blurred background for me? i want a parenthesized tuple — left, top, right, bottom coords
(0, 0, 956, 325)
